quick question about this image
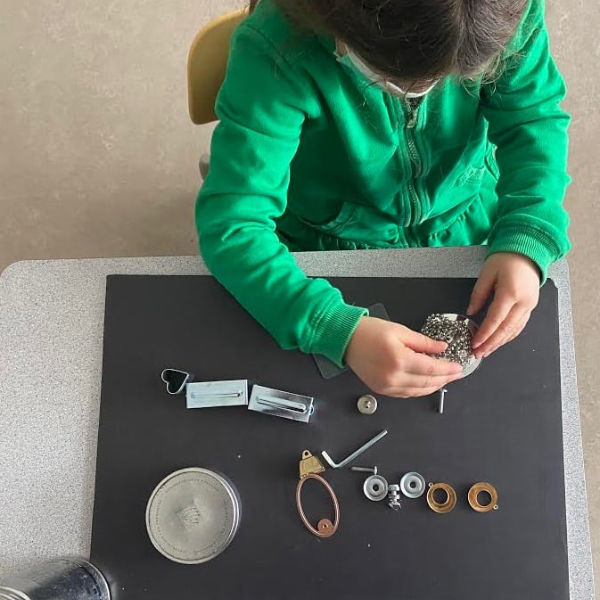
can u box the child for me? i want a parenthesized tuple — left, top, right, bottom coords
(196, 0, 570, 397)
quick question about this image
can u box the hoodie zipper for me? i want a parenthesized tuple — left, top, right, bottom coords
(404, 99, 423, 225)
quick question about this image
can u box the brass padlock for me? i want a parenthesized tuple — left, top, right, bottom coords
(298, 450, 325, 479)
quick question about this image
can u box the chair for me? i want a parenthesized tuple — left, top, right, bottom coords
(187, 8, 248, 126)
(188, 8, 248, 177)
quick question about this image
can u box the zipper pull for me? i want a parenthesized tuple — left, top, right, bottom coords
(407, 106, 419, 128)
(406, 97, 423, 128)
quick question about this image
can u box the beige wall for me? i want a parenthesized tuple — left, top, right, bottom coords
(1, 0, 598, 583)
(553, 0, 600, 584)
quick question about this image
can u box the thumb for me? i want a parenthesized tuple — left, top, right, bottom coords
(467, 267, 497, 316)
(401, 328, 448, 354)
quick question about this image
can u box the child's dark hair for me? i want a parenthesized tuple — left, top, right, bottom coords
(251, 0, 528, 84)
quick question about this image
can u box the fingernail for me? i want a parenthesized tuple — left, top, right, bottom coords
(466, 305, 474, 316)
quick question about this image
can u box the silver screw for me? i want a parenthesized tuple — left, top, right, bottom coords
(438, 388, 448, 414)
(351, 466, 378, 475)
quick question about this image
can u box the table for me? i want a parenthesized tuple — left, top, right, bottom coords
(0, 248, 594, 599)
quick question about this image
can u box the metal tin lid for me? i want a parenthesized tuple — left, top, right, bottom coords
(146, 468, 241, 564)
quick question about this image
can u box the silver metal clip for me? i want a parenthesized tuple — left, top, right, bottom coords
(186, 380, 248, 408)
(248, 385, 314, 423)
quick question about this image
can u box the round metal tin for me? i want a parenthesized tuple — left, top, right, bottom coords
(146, 467, 241, 564)
(0, 558, 110, 600)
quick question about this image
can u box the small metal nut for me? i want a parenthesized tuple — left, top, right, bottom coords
(357, 394, 378, 415)
(363, 474, 389, 501)
(387, 488, 402, 511)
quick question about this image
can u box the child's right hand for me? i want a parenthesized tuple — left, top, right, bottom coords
(345, 316, 464, 398)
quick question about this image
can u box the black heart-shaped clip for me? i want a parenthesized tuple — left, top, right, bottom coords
(161, 369, 194, 395)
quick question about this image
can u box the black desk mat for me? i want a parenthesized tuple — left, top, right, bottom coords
(90, 276, 568, 600)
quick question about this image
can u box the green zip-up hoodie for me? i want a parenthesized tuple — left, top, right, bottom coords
(196, 0, 570, 367)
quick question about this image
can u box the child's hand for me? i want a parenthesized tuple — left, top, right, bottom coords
(345, 317, 464, 398)
(468, 252, 540, 359)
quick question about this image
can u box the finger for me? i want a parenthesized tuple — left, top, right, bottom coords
(472, 292, 515, 349)
(506, 311, 531, 343)
(405, 352, 464, 377)
(467, 268, 497, 316)
(474, 304, 525, 358)
(396, 375, 464, 398)
(488, 308, 531, 354)
(401, 370, 464, 391)
(378, 368, 463, 398)
(400, 328, 448, 355)
(474, 309, 530, 361)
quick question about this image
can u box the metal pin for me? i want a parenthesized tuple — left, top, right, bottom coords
(438, 388, 447, 414)
(255, 397, 308, 415)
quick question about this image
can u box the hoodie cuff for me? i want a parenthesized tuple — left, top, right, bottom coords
(308, 301, 368, 367)
(487, 225, 561, 284)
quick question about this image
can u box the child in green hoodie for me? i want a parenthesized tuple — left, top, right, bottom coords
(196, 0, 570, 398)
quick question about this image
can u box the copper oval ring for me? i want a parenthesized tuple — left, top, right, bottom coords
(426, 482, 457, 514)
(468, 482, 499, 513)
(296, 474, 340, 538)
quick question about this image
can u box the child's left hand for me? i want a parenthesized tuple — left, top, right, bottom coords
(467, 252, 541, 359)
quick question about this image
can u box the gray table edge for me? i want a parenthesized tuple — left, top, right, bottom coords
(0, 248, 594, 599)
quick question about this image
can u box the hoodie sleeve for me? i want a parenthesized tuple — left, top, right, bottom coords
(481, 0, 571, 280)
(195, 23, 367, 366)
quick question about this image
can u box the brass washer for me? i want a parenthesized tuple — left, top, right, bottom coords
(426, 482, 457, 514)
(468, 482, 499, 513)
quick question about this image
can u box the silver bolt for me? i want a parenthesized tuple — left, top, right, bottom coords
(351, 466, 378, 475)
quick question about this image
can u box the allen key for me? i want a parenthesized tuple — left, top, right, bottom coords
(321, 430, 388, 469)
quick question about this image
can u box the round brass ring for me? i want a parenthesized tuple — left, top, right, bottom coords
(426, 482, 457, 514)
(468, 482, 498, 513)
(296, 474, 340, 538)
